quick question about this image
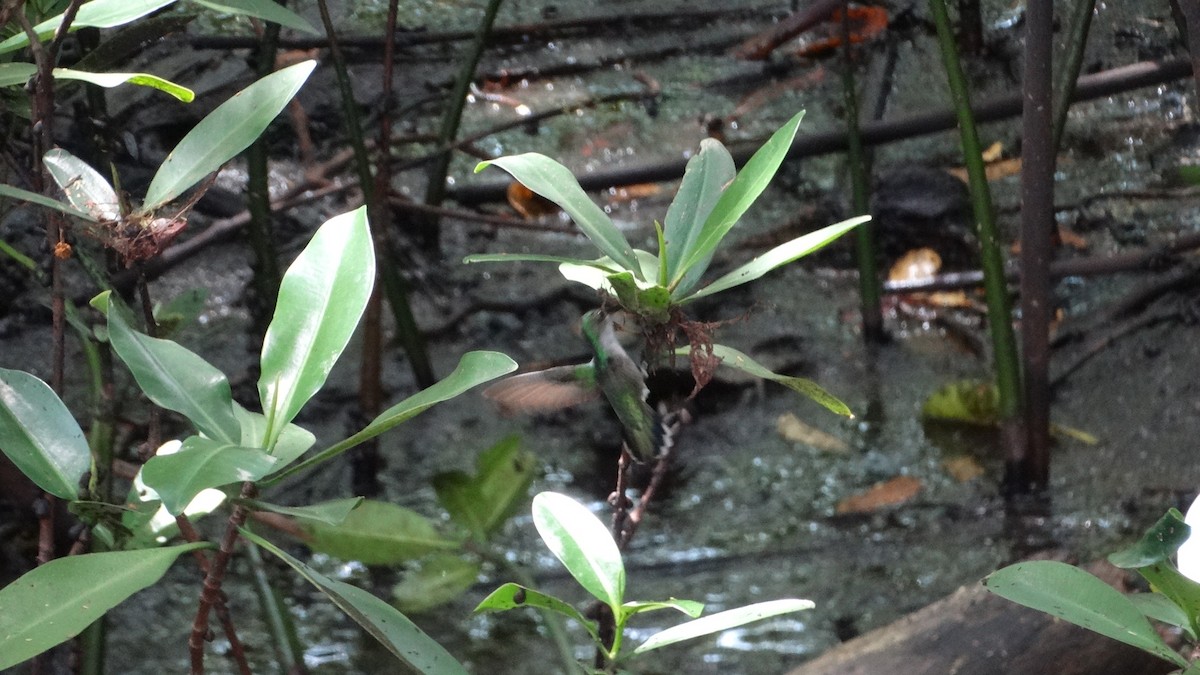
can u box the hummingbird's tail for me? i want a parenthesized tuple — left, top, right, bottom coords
(648, 404, 689, 461)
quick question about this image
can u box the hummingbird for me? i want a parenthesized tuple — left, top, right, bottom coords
(484, 310, 677, 463)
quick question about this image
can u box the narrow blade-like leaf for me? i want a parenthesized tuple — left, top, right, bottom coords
(693, 344, 852, 417)
(532, 492, 624, 613)
(681, 216, 866, 301)
(53, 68, 194, 101)
(191, 0, 318, 34)
(0, 0, 178, 55)
(623, 598, 705, 618)
(93, 292, 242, 444)
(265, 351, 516, 484)
(664, 139, 736, 295)
(0, 543, 208, 670)
(237, 497, 363, 526)
(672, 112, 805, 283)
(476, 154, 640, 274)
(984, 560, 1190, 668)
(259, 207, 374, 448)
(242, 529, 470, 675)
(144, 60, 316, 209)
(0, 182, 96, 221)
(0, 368, 89, 499)
(393, 555, 481, 614)
(463, 253, 622, 271)
(140, 436, 276, 515)
(633, 598, 813, 655)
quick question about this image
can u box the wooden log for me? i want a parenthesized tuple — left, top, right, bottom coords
(789, 561, 1179, 675)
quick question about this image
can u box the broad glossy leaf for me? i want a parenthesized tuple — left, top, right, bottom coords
(53, 68, 194, 101)
(145, 60, 316, 209)
(475, 583, 598, 642)
(231, 404, 314, 467)
(672, 111, 805, 283)
(433, 436, 534, 541)
(392, 554, 480, 614)
(633, 598, 813, 655)
(682, 216, 866, 301)
(0, 63, 35, 87)
(0, 182, 96, 221)
(0, 542, 207, 670)
(302, 500, 459, 565)
(623, 598, 704, 619)
(44, 148, 119, 222)
(476, 154, 640, 274)
(665, 138, 736, 295)
(191, 0, 318, 34)
(1110, 509, 1190, 569)
(0, 0, 178, 55)
(695, 344, 852, 417)
(984, 560, 1189, 668)
(239, 497, 363, 526)
(259, 207, 374, 448)
(1134, 561, 1200, 639)
(267, 351, 516, 484)
(0, 368, 89, 499)
(93, 291, 241, 444)
(532, 492, 624, 613)
(1181, 495, 1200, 584)
(242, 529, 470, 675)
(141, 436, 277, 515)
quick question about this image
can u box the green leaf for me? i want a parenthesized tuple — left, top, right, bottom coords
(52, 68, 194, 102)
(266, 351, 516, 485)
(532, 492, 624, 613)
(1129, 593, 1196, 640)
(302, 500, 460, 565)
(623, 598, 705, 619)
(696, 344, 852, 417)
(984, 560, 1189, 668)
(0, 542, 207, 670)
(1135, 562, 1200, 639)
(238, 497, 363, 526)
(433, 436, 535, 541)
(632, 598, 814, 655)
(231, 404, 314, 467)
(0, 368, 90, 499)
(664, 138, 736, 295)
(672, 111, 805, 284)
(259, 206, 374, 448)
(475, 582, 599, 643)
(606, 271, 670, 324)
(0, 63, 36, 88)
(463, 253, 622, 271)
(140, 436, 277, 515)
(191, 0, 318, 34)
(44, 148, 119, 222)
(144, 60, 316, 210)
(0, 182, 97, 221)
(681, 216, 866, 301)
(242, 529, 470, 675)
(392, 555, 481, 614)
(1109, 509, 1190, 569)
(93, 291, 242, 444)
(922, 379, 999, 425)
(476, 154, 640, 275)
(0, 0, 178, 56)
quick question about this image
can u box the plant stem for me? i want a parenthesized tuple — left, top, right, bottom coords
(839, 0, 883, 343)
(246, 539, 307, 673)
(190, 483, 257, 674)
(245, 14, 285, 330)
(419, 0, 506, 247)
(1052, 0, 1095, 150)
(1019, 0, 1055, 489)
(927, 0, 1022, 428)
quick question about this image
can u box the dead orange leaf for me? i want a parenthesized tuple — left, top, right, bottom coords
(942, 455, 985, 482)
(835, 475, 922, 514)
(507, 182, 558, 219)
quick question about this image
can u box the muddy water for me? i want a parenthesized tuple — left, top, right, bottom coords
(4, 0, 1198, 673)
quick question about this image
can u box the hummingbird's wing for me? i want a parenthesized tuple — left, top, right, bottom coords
(483, 363, 600, 415)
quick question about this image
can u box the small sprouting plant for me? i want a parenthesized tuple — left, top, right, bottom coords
(477, 492, 813, 673)
(985, 497, 1200, 671)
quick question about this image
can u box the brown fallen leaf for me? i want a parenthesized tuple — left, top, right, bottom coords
(835, 475, 922, 514)
(942, 455, 985, 482)
(776, 412, 850, 454)
(507, 181, 558, 219)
